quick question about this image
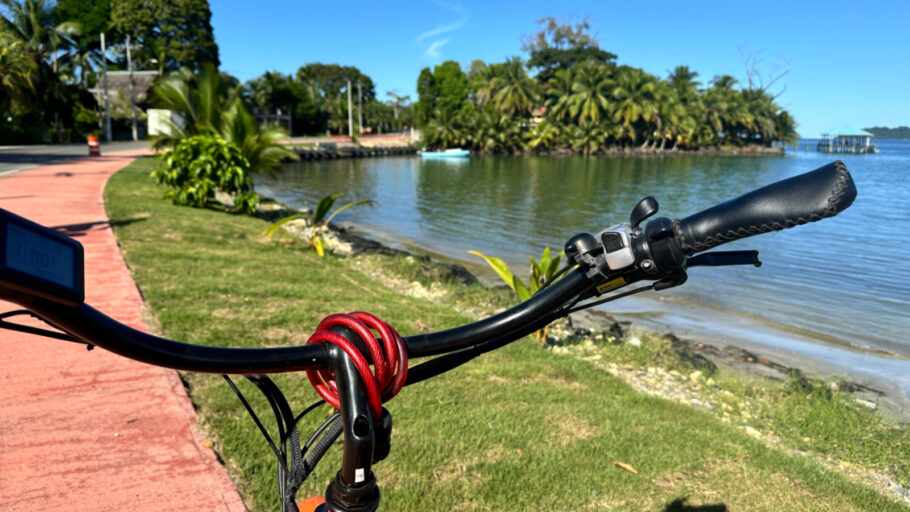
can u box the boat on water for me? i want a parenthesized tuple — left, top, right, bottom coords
(420, 148, 470, 159)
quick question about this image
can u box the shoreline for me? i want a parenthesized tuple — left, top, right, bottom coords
(323, 218, 910, 422)
(281, 135, 785, 158)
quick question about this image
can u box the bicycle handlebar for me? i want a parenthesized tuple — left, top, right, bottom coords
(12, 268, 592, 373)
(2, 161, 857, 376)
(672, 161, 857, 255)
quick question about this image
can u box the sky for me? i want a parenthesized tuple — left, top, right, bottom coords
(209, 0, 909, 138)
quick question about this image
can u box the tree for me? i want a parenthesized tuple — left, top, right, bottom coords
(423, 108, 464, 149)
(527, 119, 562, 151)
(433, 60, 469, 117)
(543, 68, 574, 123)
(414, 66, 436, 128)
(415, 60, 469, 130)
(523, 17, 617, 82)
(490, 56, 538, 117)
(0, 0, 82, 141)
(570, 120, 608, 156)
(295, 63, 375, 102)
(52, 0, 110, 48)
(110, 0, 219, 71)
(244, 71, 323, 135)
(611, 66, 658, 142)
(385, 90, 410, 131)
(569, 61, 612, 123)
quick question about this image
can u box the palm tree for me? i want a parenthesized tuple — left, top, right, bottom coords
(490, 57, 538, 117)
(424, 108, 464, 149)
(385, 90, 410, 131)
(773, 110, 798, 145)
(571, 120, 607, 156)
(0, 38, 35, 103)
(526, 119, 562, 152)
(569, 62, 612, 123)
(667, 65, 701, 106)
(470, 61, 498, 108)
(544, 68, 575, 123)
(479, 113, 522, 153)
(611, 66, 658, 133)
(0, 0, 77, 71)
(150, 64, 297, 174)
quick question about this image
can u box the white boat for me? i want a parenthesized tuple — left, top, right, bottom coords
(420, 148, 470, 159)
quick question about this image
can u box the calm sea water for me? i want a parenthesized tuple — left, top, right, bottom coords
(256, 141, 910, 381)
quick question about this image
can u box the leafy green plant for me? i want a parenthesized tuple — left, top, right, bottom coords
(468, 246, 564, 345)
(151, 134, 259, 215)
(468, 246, 564, 301)
(149, 64, 297, 175)
(264, 193, 373, 257)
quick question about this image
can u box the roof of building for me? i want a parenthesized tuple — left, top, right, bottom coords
(88, 71, 160, 118)
(822, 124, 874, 137)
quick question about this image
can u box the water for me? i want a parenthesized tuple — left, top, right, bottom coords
(256, 141, 910, 393)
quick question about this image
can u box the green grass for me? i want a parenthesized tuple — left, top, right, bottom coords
(104, 156, 908, 511)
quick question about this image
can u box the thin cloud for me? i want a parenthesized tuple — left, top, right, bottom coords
(416, 1, 469, 60)
(425, 39, 450, 59)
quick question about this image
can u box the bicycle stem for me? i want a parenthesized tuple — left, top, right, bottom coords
(324, 343, 382, 512)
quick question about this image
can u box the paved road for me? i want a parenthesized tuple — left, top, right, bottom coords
(0, 141, 151, 175)
(0, 150, 246, 511)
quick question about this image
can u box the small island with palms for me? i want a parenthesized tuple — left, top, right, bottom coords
(416, 18, 797, 155)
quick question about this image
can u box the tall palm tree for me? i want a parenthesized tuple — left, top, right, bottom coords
(490, 57, 538, 117)
(569, 61, 612, 123)
(611, 66, 658, 143)
(667, 65, 700, 106)
(0, 0, 77, 70)
(0, 38, 35, 109)
(544, 68, 575, 123)
(470, 61, 498, 108)
(385, 90, 410, 131)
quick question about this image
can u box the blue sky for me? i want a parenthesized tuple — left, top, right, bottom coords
(210, 0, 909, 137)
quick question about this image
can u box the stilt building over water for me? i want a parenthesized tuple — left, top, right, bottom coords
(817, 125, 878, 154)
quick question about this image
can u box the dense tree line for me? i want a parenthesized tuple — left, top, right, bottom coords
(416, 18, 798, 154)
(864, 126, 910, 140)
(0, 0, 221, 143)
(242, 64, 414, 137)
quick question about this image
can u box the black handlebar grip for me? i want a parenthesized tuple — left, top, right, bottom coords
(673, 161, 857, 255)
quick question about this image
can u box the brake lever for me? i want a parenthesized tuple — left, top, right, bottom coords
(686, 250, 762, 268)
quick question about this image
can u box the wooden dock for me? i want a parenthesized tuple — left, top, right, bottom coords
(815, 141, 879, 154)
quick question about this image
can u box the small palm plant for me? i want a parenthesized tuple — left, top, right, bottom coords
(264, 194, 373, 257)
(468, 247, 564, 345)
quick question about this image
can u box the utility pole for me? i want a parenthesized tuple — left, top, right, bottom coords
(287, 105, 292, 135)
(357, 81, 363, 135)
(100, 32, 112, 142)
(126, 35, 138, 141)
(346, 79, 353, 138)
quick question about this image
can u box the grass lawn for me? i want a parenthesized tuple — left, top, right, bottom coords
(104, 156, 908, 511)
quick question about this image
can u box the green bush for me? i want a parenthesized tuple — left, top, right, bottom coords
(152, 134, 259, 215)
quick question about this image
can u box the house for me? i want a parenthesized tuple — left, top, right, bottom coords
(817, 125, 878, 154)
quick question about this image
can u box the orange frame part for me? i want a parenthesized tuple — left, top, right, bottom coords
(298, 496, 328, 512)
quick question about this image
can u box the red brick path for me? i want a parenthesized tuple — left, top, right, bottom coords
(0, 151, 247, 511)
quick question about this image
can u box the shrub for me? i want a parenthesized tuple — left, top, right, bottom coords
(152, 134, 259, 215)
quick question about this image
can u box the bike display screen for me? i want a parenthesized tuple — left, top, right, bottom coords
(0, 208, 84, 305)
